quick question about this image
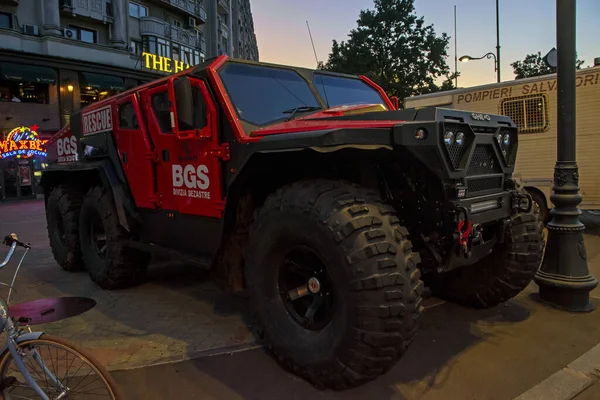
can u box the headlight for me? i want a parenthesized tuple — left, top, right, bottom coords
(495, 133, 502, 145)
(503, 133, 510, 146)
(455, 131, 465, 146)
(444, 131, 455, 145)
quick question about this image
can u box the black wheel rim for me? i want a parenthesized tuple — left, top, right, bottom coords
(278, 246, 335, 331)
(89, 212, 107, 259)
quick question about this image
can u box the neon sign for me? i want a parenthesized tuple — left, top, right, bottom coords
(0, 125, 48, 160)
(142, 52, 191, 74)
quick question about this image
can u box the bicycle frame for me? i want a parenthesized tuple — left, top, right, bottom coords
(0, 242, 66, 400)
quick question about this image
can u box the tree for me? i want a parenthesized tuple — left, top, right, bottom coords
(511, 51, 585, 79)
(321, 0, 455, 102)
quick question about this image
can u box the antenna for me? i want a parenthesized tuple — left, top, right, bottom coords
(454, 5, 458, 87)
(306, 21, 320, 67)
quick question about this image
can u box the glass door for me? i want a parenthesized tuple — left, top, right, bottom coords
(1, 161, 19, 199)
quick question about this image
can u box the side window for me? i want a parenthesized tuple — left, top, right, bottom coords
(500, 94, 549, 133)
(118, 102, 139, 129)
(177, 84, 208, 131)
(151, 91, 172, 133)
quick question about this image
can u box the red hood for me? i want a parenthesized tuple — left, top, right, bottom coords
(251, 104, 401, 137)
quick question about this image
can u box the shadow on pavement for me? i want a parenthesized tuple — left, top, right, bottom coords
(113, 294, 533, 400)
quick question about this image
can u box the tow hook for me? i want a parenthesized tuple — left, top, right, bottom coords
(456, 206, 473, 258)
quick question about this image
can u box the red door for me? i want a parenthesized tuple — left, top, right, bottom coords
(140, 79, 225, 218)
(112, 94, 156, 209)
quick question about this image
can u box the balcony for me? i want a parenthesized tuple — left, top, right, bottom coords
(218, 0, 230, 13)
(219, 22, 228, 39)
(60, 0, 113, 24)
(140, 17, 203, 50)
(151, 0, 207, 22)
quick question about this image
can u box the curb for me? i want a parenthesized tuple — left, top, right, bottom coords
(514, 343, 600, 400)
(107, 342, 263, 373)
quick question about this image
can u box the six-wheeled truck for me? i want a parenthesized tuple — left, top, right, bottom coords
(40, 56, 544, 390)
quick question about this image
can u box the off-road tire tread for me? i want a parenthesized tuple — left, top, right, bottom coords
(80, 186, 150, 290)
(425, 189, 545, 308)
(46, 185, 84, 271)
(245, 180, 423, 390)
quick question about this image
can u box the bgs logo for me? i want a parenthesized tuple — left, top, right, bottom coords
(172, 164, 210, 189)
(172, 164, 211, 199)
(56, 136, 78, 162)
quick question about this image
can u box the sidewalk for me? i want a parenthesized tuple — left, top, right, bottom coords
(111, 233, 600, 400)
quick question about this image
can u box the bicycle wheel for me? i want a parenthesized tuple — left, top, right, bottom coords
(0, 334, 122, 399)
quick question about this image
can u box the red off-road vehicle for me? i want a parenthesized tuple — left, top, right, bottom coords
(41, 56, 544, 389)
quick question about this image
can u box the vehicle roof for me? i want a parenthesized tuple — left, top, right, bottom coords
(79, 55, 366, 113)
(406, 64, 600, 101)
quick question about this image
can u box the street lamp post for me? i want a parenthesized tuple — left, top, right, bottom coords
(496, 0, 500, 83)
(533, 0, 598, 312)
(459, 53, 500, 83)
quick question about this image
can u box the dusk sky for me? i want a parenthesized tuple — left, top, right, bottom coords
(250, 0, 599, 89)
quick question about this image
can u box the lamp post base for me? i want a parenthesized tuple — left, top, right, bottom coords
(534, 225, 598, 313)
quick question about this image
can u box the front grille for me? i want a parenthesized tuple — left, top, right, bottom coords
(468, 145, 502, 175)
(467, 176, 503, 193)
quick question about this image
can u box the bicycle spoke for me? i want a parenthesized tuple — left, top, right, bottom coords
(0, 338, 117, 399)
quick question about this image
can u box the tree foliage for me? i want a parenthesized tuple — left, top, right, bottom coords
(320, 0, 456, 102)
(511, 51, 585, 79)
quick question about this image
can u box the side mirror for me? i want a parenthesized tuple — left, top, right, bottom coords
(390, 96, 400, 110)
(173, 77, 195, 139)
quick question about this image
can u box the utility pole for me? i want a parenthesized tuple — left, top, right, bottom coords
(496, 0, 501, 82)
(533, 0, 598, 312)
(454, 5, 458, 87)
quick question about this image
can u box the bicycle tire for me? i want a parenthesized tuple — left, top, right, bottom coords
(0, 334, 123, 399)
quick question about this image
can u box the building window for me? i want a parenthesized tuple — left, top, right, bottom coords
(69, 25, 97, 44)
(143, 37, 170, 58)
(0, 82, 50, 104)
(173, 19, 182, 27)
(118, 102, 139, 129)
(0, 12, 12, 29)
(500, 94, 549, 133)
(128, 2, 148, 18)
(130, 40, 143, 55)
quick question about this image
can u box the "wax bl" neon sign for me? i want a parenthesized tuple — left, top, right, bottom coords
(0, 125, 48, 159)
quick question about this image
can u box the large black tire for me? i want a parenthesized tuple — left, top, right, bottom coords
(245, 180, 424, 390)
(79, 186, 150, 289)
(45, 185, 84, 271)
(425, 198, 545, 309)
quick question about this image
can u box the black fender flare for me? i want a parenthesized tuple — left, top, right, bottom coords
(40, 160, 135, 232)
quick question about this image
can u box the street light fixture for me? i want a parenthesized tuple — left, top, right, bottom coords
(459, 53, 500, 82)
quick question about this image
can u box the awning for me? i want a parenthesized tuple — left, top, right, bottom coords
(0, 62, 57, 84)
(79, 72, 125, 91)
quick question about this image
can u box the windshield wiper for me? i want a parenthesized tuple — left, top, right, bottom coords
(282, 106, 322, 121)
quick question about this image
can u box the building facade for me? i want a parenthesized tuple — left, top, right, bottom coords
(0, 0, 259, 201)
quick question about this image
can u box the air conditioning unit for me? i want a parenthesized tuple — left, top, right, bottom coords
(22, 24, 39, 36)
(63, 28, 77, 40)
(187, 17, 196, 28)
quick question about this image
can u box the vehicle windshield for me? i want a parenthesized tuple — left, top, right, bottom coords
(219, 63, 320, 126)
(314, 73, 388, 109)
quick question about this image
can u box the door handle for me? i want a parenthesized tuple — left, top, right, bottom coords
(162, 149, 170, 162)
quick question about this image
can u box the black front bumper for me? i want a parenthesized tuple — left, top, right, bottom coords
(450, 191, 513, 225)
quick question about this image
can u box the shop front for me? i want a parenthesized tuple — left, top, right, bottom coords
(0, 125, 47, 202)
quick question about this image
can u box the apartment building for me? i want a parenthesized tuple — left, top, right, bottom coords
(0, 0, 258, 201)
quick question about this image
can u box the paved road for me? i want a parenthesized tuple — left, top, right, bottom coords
(3, 199, 600, 399)
(0, 200, 256, 370)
